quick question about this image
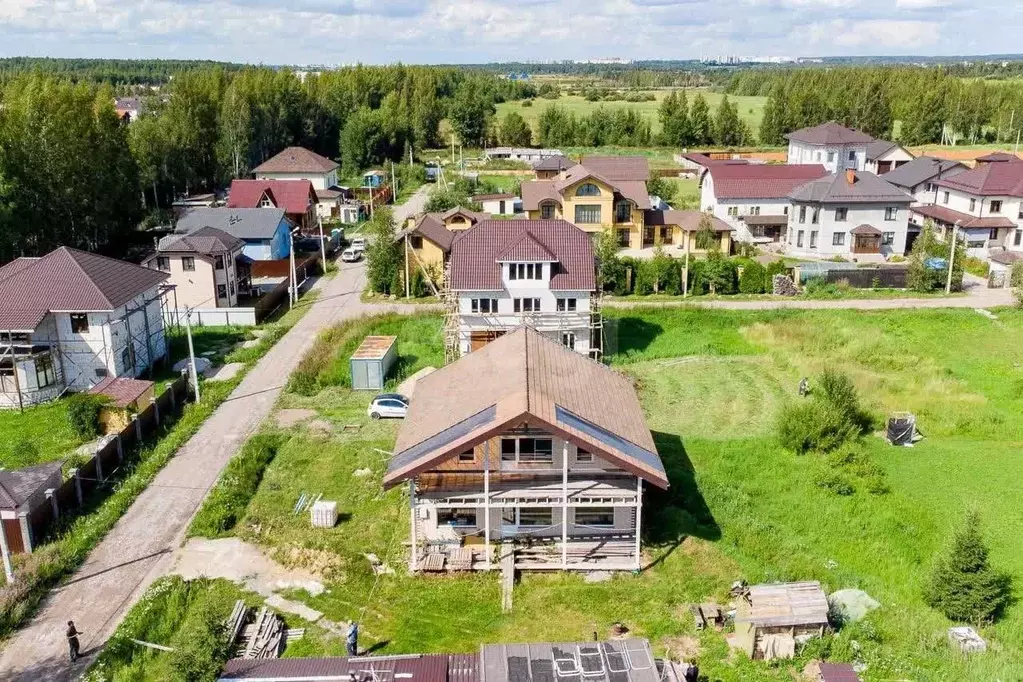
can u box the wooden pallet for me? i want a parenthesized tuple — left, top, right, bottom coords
(449, 547, 474, 571)
(421, 553, 446, 572)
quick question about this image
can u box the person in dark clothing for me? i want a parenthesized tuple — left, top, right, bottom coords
(346, 622, 358, 657)
(66, 621, 82, 662)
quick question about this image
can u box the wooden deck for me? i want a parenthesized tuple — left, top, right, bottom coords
(413, 535, 638, 572)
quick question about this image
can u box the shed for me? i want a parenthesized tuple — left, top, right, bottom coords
(732, 581, 829, 661)
(362, 170, 386, 189)
(350, 336, 398, 391)
(89, 376, 156, 433)
(0, 460, 64, 558)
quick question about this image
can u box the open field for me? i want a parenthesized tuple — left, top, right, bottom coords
(182, 308, 1023, 679)
(495, 90, 768, 137)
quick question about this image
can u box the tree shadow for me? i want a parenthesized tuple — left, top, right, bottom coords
(643, 431, 720, 554)
(362, 640, 391, 655)
(605, 317, 663, 358)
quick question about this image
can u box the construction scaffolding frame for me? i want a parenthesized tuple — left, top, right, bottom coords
(0, 286, 175, 411)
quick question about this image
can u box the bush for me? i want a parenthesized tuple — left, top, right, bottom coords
(188, 433, 286, 538)
(1011, 261, 1023, 308)
(521, 99, 533, 107)
(703, 251, 738, 294)
(817, 369, 873, 431)
(765, 260, 787, 280)
(66, 393, 105, 440)
(924, 511, 1011, 624)
(814, 470, 855, 496)
(169, 601, 232, 681)
(908, 222, 964, 292)
(9, 438, 40, 466)
(739, 261, 767, 294)
(777, 399, 860, 455)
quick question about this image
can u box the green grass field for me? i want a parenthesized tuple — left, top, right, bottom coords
(495, 90, 768, 137)
(179, 308, 1023, 679)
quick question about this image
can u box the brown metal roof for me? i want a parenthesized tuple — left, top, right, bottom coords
(404, 214, 455, 252)
(385, 327, 667, 489)
(472, 193, 516, 202)
(784, 122, 874, 145)
(579, 155, 649, 181)
(449, 220, 594, 292)
(741, 214, 789, 227)
(935, 159, 1023, 197)
(850, 224, 882, 236)
(351, 336, 396, 360)
(220, 653, 477, 681)
(643, 210, 733, 231)
(520, 180, 563, 211)
(0, 247, 168, 331)
(496, 231, 557, 262)
(881, 156, 966, 190)
(533, 155, 577, 172)
(252, 146, 339, 174)
(910, 204, 1016, 229)
(88, 376, 154, 408)
(975, 151, 1022, 163)
(990, 249, 1023, 266)
(707, 164, 828, 200)
(156, 226, 244, 255)
(818, 663, 862, 682)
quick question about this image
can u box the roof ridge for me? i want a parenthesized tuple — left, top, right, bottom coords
(57, 247, 117, 309)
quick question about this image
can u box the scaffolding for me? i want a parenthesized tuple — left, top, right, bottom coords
(1, 286, 174, 410)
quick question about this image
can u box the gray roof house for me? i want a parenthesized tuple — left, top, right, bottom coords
(175, 208, 293, 261)
(788, 170, 913, 204)
(880, 156, 968, 202)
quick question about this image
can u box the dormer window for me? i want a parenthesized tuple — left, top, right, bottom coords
(509, 263, 543, 281)
(576, 183, 601, 197)
(259, 193, 274, 208)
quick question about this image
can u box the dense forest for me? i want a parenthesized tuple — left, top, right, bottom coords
(0, 65, 533, 261)
(0, 57, 245, 86)
(727, 66, 1023, 145)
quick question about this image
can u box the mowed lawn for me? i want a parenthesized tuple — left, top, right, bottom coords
(495, 90, 768, 136)
(230, 309, 1022, 680)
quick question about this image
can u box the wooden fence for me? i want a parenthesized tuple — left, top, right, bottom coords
(16, 376, 191, 554)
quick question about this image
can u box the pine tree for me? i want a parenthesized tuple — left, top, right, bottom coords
(658, 90, 691, 148)
(924, 511, 1011, 624)
(689, 94, 712, 146)
(714, 96, 743, 147)
(499, 111, 533, 147)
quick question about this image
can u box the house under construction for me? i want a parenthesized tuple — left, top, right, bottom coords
(0, 247, 171, 409)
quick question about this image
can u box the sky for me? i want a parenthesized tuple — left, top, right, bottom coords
(0, 0, 1020, 66)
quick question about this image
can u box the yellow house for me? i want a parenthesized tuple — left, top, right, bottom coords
(642, 210, 734, 255)
(521, 156, 652, 249)
(399, 207, 488, 282)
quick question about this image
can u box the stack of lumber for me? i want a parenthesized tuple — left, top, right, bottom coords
(239, 607, 287, 659)
(226, 600, 251, 650)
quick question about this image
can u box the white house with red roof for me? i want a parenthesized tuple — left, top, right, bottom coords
(449, 219, 597, 358)
(910, 156, 1023, 258)
(785, 122, 876, 174)
(700, 163, 828, 243)
(227, 179, 317, 232)
(0, 248, 168, 409)
(252, 147, 357, 221)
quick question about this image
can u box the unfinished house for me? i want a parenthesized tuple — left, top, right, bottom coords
(444, 219, 601, 361)
(0, 247, 169, 409)
(731, 581, 830, 661)
(383, 326, 669, 572)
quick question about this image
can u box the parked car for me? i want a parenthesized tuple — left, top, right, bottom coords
(351, 236, 367, 252)
(341, 248, 362, 263)
(367, 393, 409, 419)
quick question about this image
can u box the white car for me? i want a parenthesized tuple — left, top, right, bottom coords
(351, 236, 367, 252)
(341, 248, 362, 263)
(367, 393, 409, 419)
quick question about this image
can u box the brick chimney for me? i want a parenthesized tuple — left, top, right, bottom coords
(845, 168, 856, 184)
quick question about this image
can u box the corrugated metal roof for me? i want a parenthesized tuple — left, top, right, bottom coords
(818, 663, 861, 682)
(579, 156, 649, 182)
(176, 207, 288, 240)
(881, 156, 965, 190)
(157, 226, 244, 255)
(351, 336, 397, 360)
(480, 639, 659, 682)
(643, 210, 732, 231)
(228, 179, 316, 216)
(220, 653, 473, 681)
(788, 171, 912, 204)
(708, 164, 828, 200)
(88, 376, 154, 408)
(449, 220, 594, 292)
(935, 160, 1023, 197)
(910, 204, 1016, 229)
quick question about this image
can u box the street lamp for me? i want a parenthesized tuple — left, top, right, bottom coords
(945, 219, 961, 295)
(288, 226, 301, 308)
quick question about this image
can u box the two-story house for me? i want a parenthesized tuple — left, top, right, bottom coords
(449, 219, 597, 358)
(227, 179, 317, 233)
(399, 208, 488, 275)
(700, 163, 828, 243)
(175, 207, 293, 261)
(864, 139, 914, 175)
(383, 325, 669, 572)
(252, 146, 355, 221)
(533, 155, 577, 179)
(910, 157, 1023, 258)
(0, 248, 168, 409)
(521, 156, 651, 248)
(785, 122, 875, 173)
(786, 170, 913, 259)
(880, 156, 968, 205)
(143, 227, 247, 309)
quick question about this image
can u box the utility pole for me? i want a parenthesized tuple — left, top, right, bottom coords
(404, 234, 411, 299)
(1015, 129, 1021, 155)
(683, 235, 691, 297)
(945, 221, 960, 295)
(391, 161, 397, 203)
(318, 215, 327, 271)
(184, 310, 201, 403)
(451, 134, 455, 165)
(289, 227, 299, 309)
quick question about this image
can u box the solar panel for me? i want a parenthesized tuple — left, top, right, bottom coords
(554, 405, 665, 478)
(508, 656, 532, 682)
(623, 641, 652, 671)
(552, 646, 581, 680)
(388, 404, 497, 474)
(578, 646, 605, 678)
(600, 643, 629, 674)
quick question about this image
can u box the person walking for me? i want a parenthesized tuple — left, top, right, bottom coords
(346, 621, 358, 657)
(66, 621, 82, 662)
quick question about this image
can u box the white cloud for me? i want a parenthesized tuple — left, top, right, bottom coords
(803, 18, 940, 48)
(895, 0, 954, 7)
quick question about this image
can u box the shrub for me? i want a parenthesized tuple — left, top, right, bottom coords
(803, 277, 841, 299)
(924, 511, 1011, 624)
(1011, 261, 1023, 308)
(169, 602, 232, 681)
(66, 393, 105, 440)
(703, 251, 738, 294)
(521, 99, 533, 108)
(765, 260, 787, 280)
(817, 369, 873, 431)
(814, 470, 855, 496)
(777, 399, 859, 455)
(908, 222, 964, 292)
(189, 433, 286, 537)
(738, 261, 767, 294)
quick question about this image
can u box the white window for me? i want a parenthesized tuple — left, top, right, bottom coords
(748, 206, 760, 216)
(501, 437, 553, 464)
(798, 206, 806, 224)
(884, 207, 898, 221)
(182, 256, 195, 271)
(156, 256, 170, 272)
(969, 198, 976, 212)
(943, 191, 950, 204)
(811, 207, 820, 224)
(797, 230, 804, 248)
(727, 206, 739, 218)
(575, 205, 601, 224)
(35, 354, 56, 388)
(575, 508, 615, 527)
(833, 232, 845, 246)
(513, 298, 540, 313)
(516, 508, 553, 527)
(835, 207, 848, 222)
(69, 313, 90, 334)
(259, 193, 274, 208)
(561, 332, 575, 349)
(827, 151, 835, 163)
(438, 509, 477, 527)
(810, 231, 818, 249)
(509, 263, 543, 280)
(882, 232, 895, 246)
(471, 298, 498, 314)
(990, 200, 1002, 214)
(556, 298, 577, 312)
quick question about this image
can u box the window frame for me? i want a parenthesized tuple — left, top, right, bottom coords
(574, 204, 602, 224)
(35, 354, 56, 389)
(561, 332, 575, 349)
(943, 191, 950, 204)
(796, 230, 805, 248)
(833, 232, 845, 246)
(882, 232, 896, 246)
(727, 206, 739, 218)
(614, 200, 632, 223)
(884, 207, 898, 221)
(798, 206, 806, 224)
(516, 507, 554, 527)
(513, 298, 540, 313)
(217, 284, 228, 300)
(438, 508, 477, 528)
(575, 507, 615, 527)
(575, 448, 594, 463)
(990, 200, 1002, 214)
(969, 198, 976, 212)
(500, 437, 554, 464)
(556, 298, 577, 312)
(575, 183, 601, 197)
(215, 255, 225, 270)
(409, 235, 423, 250)
(181, 256, 195, 272)
(809, 230, 818, 249)
(540, 202, 556, 220)
(69, 313, 90, 334)
(834, 207, 848, 222)
(471, 298, 498, 314)
(458, 448, 475, 462)
(156, 256, 171, 272)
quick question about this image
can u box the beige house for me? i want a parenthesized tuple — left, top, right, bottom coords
(144, 227, 247, 308)
(399, 207, 488, 275)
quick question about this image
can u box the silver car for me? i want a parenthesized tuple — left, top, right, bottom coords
(341, 248, 362, 262)
(367, 393, 409, 419)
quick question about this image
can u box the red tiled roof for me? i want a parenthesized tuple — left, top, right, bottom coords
(910, 204, 1016, 229)
(521, 180, 563, 211)
(450, 219, 594, 292)
(0, 247, 168, 331)
(975, 151, 1021, 163)
(497, 231, 557, 261)
(472, 193, 516, 202)
(708, 164, 828, 200)
(252, 146, 339, 174)
(643, 210, 733, 231)
(227, 179, 315, 216)
(579, 155, 649, 181)
(934, 160, 1023, 197)
(88, 376, 154, 408)
(784, 122, 874, 145)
